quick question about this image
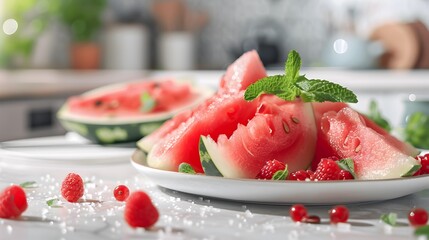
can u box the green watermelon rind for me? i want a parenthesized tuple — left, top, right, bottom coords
(57, 80, 214, 144)
(58, 117, 166, 144)
(199, 136, 223, 177)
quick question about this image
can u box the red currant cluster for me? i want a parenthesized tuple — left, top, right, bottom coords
(409, 208, 428, 227)
(289, 204, 349, 224)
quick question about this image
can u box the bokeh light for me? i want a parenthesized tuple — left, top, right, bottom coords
(333, 38, 348, 54)
(2, 18, 18, 35)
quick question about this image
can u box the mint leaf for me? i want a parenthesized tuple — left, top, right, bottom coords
(285, 50, 301, 81)
(46, 198, 62, 208)
(244, 75, 293, 101)
(366, 100, 392, 132)
(140, 92, 156, 112)
(337, 158, 357, 179)
(19, 181, 37, 188)
(295, 77, 358, 103)
(380, 212, 397, 226)
(244, 50, 358, 104)
(272, 166, 289, 180)
(404, 112, 429, 149)
(415, 225, 429, 237)
(178, 163, 196, 174)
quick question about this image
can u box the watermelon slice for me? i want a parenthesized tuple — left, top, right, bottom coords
(143, 51, 267, 172)
(200, 96, 317, 179)
(147, 92, 259, 172)
(320, 107, 420, 180)
(138, 50, 266, 153)
(312, 102, 419, 170)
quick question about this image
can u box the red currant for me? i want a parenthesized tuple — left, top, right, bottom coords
(338, 170, 354, 180)
(408, 208, 428, 227)
(290, 204, 308, 222)
(113, 185, 130, 202)
(329, 205, 349, 224)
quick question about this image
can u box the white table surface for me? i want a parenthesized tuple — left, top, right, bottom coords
(0, 135, 428, 240)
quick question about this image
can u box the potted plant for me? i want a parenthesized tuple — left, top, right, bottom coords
(57, 0, 106, 69)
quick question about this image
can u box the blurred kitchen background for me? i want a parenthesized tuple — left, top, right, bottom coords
(1, 0, 429, 141)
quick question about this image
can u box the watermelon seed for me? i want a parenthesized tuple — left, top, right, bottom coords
(283, 121, 290, 133)
(291, 117, 300, 124)
(354, 144, 362, 153)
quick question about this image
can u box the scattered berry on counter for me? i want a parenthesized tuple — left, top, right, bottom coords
(409, 208, 428, 227)
(0, 185, 28, 219)
(124, 191, 159, 228)
(329, 205, 349, 224)
(114, 185, 130, 202)
(313, 158, 341, 181)
(290, 204, 308, 222)
(302, 215, 321, 224)
(256, 160, 287, 180)
(61, 173, 84, 203)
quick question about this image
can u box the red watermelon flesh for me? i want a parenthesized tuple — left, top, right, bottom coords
(312, 102, 419, 170)
(68, 79, 194, 118)
(320, 107, 419, 180)
(202, 96, 317, 179)
(147, 92, 259, 172)
(219, 50, 267, 94)
(139, 50, 266, 153)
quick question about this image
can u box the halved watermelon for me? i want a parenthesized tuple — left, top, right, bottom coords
(312, 102, 419, 170)
(200, 96, 317, 179)
(58, 79, 212, 144)
(320, 107, 420, 179)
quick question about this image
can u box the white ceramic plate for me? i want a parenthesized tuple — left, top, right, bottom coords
(131, 149, 429, 204)
(0, 134, 134, 165)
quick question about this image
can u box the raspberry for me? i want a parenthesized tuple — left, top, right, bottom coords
(338, 170, 354, 180)
(61, 173, 84, 202)
(256, 160, 286, 180)
(114, 185, 130, 202)
(124, 191, 159, 228)
(313, 158, 341, 181)
(287, 170, 310, 181)
(0, 185, 28, 219)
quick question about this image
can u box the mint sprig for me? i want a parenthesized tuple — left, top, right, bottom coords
(272, 166, 289, 180)
(244, 50, 358, 103)
(19, 181, 38, 188)
(415, 225, 429, 237)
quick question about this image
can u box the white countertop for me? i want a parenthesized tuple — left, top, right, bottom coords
(0, 135, 428, 240)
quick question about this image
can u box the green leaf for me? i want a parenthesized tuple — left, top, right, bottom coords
(295, 78, 358, 103)
(285, 50, 301, 82)
(380, 212, 397, 226)
(19, 181, 37, 188)
(140, 92, 156, 113)
(178, 163, 196, 174)
(272, 167, 289, 180)
(366, 100, 392, 132)
(244, 75, 292, 101)
(46, 198, 62, 208)
(337, 158, 357, 179)
(415, 225, 429, 237)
